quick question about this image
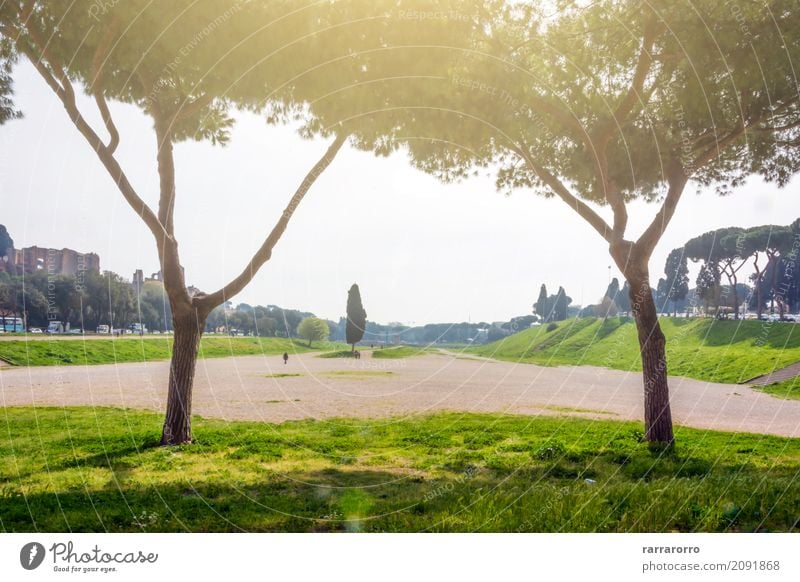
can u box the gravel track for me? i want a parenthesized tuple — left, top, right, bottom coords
(1, 351, 799, 437)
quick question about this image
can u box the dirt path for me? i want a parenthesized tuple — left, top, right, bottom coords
(745, 360, 800, 386)
(1, 351, 799, 437)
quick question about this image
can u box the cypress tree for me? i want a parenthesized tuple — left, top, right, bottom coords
(346, 283, 367, 353)
(534, 284, 548, 322)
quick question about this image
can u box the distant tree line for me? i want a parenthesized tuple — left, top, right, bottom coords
(0, 268, 329, 335)
(206, 303, 320, 338)
(330, 320, 492, 345)
(658, 219, 800, 318)
(576, 219, 800, 320)
(0, 269, 169, 331)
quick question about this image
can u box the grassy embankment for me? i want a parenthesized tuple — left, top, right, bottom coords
(319, 345, 431, 359)
(371, 345, 431, 359)
(1, 407, 797, 533)
(756, 378, 800, 400)
(470, 317, 800, 391)
(0, 336, 346, 367)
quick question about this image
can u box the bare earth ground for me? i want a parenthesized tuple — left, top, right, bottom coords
(1, 351, 799, 437)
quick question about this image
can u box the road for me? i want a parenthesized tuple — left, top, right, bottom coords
(1, 351, 799, 436)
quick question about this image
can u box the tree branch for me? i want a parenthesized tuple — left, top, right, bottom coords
(90, 18, 120, 153)
(636, 162, 688, 252)
(92, 90, 120, 154)
(511, 144, 613, 243)
(20, 2, 76, 107)
(584, 20, 659, 241)
(527, 94, 590, 144)
(199, 133, 349, 309)
(152, 112, 177, 236)
(606, 22, 659, 138)
(18, 18, 167, 249)
(691, 124, 746, 170)
(592, 148, 628, 239)
(753, 118, 800, 132)
(174, 93, 214, 123)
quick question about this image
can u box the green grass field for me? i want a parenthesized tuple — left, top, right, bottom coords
(319, 345, 431, 359)
(0, 337, 345, 367)
(317, 349, 358, 358)
(371, 345, 430, 359)
(470, 317, 800, 385)
(1, 407, 797, 532)
(755, 378, 800, 400)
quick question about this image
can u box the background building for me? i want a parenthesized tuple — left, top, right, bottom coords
(14, 246, 100, 276)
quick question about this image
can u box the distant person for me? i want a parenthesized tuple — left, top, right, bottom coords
(283, 352, 289, 365)
(354, 350, 361, 360)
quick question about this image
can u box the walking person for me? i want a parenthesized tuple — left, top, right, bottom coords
(283, 352, 289, 365)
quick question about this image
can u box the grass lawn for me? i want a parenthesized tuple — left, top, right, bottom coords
(318, 349, 358, 358)
(0, 337, 347, 367)
(1, 407, 798, 532)
(470, 317, 800, 384)
(371, 345, 431, 359)
(755, 378, 800, 400)
(319, 346, 432, 359)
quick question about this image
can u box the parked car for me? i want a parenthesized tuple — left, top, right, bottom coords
(46, 321, 65, 334)
(68, 328, 84, 335)
(128, 323, 148, 335)
(96, 324, 111, 334)
(28, 327, 43, 334)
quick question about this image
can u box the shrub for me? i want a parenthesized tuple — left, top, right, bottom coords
(534, 440, 566, 460)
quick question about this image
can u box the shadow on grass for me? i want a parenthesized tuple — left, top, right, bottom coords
(3, 449, 799, 533)
(595, 317, 633, 340)
(3, 408, 800, 533)
(689, 319, 800, 350)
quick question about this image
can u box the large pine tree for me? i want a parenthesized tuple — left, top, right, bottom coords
(663, 249, 689, 317)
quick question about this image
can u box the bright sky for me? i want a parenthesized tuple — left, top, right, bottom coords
(0, 62, 796, 324)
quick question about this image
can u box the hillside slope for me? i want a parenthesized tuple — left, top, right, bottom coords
(469, 317, 800, 384)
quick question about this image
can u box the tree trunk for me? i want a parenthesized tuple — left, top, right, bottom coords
(626, 270, 675, 446)
(769, 253, 779, 315)
(772, 255, 783, 319)
(754, 263, 763, 319)
(161, 310, 206, 445)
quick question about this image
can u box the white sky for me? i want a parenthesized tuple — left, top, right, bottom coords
(0, 62, 796, 324)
